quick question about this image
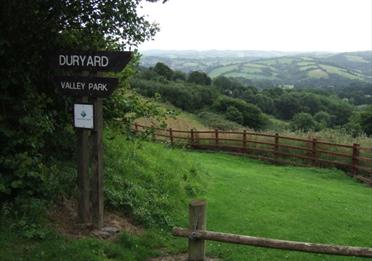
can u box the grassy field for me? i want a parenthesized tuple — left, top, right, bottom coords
(179, 150, 372, 260)
(2, 140, 372, 260)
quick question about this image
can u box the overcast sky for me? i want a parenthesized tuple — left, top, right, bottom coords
(137, 0, 372, 52)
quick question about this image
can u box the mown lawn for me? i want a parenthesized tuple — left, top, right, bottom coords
(183, 151, 372, 260)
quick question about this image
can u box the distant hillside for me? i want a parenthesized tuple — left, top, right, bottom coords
(140, 50, 372, 88)
(140, 50, 296, 73)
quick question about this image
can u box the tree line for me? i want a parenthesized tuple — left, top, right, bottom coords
(132, 62, 372, 135)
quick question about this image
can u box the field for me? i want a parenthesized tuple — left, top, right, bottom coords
(2, 140, 372, 260)
(183, 151, 372, 260)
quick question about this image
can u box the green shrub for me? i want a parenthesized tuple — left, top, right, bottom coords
(198, 111, 243, 130)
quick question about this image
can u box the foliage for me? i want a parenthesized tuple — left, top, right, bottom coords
(131, 78, 217, 111)
(213, 96, 268, 130)
(290, 112, 317, 132)
(197, 111, 243, 130)
(0, 0, 164, 202)
(360, 106, 372, 136)
(187, 71, 212, 85)
(104, 129, 206, 227)
(153, 62, 174, 80)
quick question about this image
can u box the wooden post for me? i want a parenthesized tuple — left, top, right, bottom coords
(352, 143, 360, 176)
(134, 122, 138, 134)
(169, 128, 174, 145)
(188, 200, 207, 261)
(243, 130, 247, 149)
(152, 127, 156, 141)
(312, 138, 317, 166)
(191, 129, 194, 145)
(91, 97, 104, 229)
(274, 133, 279, 161)
(77, 96, 91, 224)
(215, 129, 219, 147)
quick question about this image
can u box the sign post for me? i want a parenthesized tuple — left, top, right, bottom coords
(91, 97, 104, 228)
(50, 50, 132, 228)
(77, 96, 91, 224)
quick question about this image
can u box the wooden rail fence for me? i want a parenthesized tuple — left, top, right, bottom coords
(133, 123, 372, 185)
(173, 200, 372, 260)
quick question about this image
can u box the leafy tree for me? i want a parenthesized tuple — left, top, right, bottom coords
(225, 106, 244, 124)
(254, 94, 275, 114)
(0, 0, 165, 200)
(275, 94, 301, 120)
(360, 106, 372, 136)
(300, 94, 322, 114)
(290, 113, 317, 131)
(187, 71, 211, 85)
(213, 96, 267, 130)
(153, 62, 173, 80)
(172, 70, 187, 81)
(314, 111, 331, 128)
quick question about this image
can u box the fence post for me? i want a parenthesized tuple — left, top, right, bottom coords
(274, 133, 279, 161)
(188, 200, 207, 261)
(243, 130, 247, 149)
(352, 143, 360, 176)
(215, 129, 219, 147)
(312, 138, 317, 166)
(134, 123, 138, 134)
(169, 128, 174, 145)
(190, 129, 194, 145)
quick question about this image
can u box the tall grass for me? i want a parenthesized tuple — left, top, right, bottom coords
(104, 127, 207, 227)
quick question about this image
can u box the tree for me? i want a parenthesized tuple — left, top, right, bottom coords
(225, 106, 244, 124)
(153, 62, 173, 80)
(314, 111, 331, 129)
(0, 0, 165, 200)
(274, 93, 301, 120)
(213, 96, 267, 130)
(360, 106, 372, 136)
(290, 113, 317, 131)
(187, 71, 212, 85)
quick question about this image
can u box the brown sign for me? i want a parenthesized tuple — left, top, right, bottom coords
(50, 51, 132, 72)
(53, 76, 119, 97)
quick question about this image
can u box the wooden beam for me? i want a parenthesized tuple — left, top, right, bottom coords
(173, 228, 372, 258)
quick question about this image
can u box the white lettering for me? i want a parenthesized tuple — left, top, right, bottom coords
(72, 55, 79, 66)
(79, 56, 86, 66)
(94, 56, 100, 66)
(101, 56, 108, 67)
(87, 56, 93, 66)
(59, 55, 66, 66)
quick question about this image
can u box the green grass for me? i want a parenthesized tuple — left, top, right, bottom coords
(0, 224, 182, 261)
(209, 64, 239, 78)
(2, 139, 372, 260)
(344, 55, 369, 63)
(307, 69, 329, 79)
(320, 64, 363, 80)
(181, 150, 372, 260)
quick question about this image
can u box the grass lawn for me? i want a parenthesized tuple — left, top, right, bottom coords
(2, 142, 372, 261)
(182, 150, 372, 260)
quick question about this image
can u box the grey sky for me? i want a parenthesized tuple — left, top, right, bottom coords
(138, 0, 372, 52)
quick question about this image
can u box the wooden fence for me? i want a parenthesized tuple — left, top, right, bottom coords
(173, 200, 372, 260)
(133, 123, 372, 185)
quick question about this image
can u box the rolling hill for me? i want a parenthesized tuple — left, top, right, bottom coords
(140, 50, 372, 88)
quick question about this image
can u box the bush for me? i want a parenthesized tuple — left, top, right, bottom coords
(198, 112, 243, 130)
(290, 112, 317, 131)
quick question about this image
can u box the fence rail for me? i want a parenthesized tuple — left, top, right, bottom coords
(133, 123, 372, 185)
(173, 200, 372, 260)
